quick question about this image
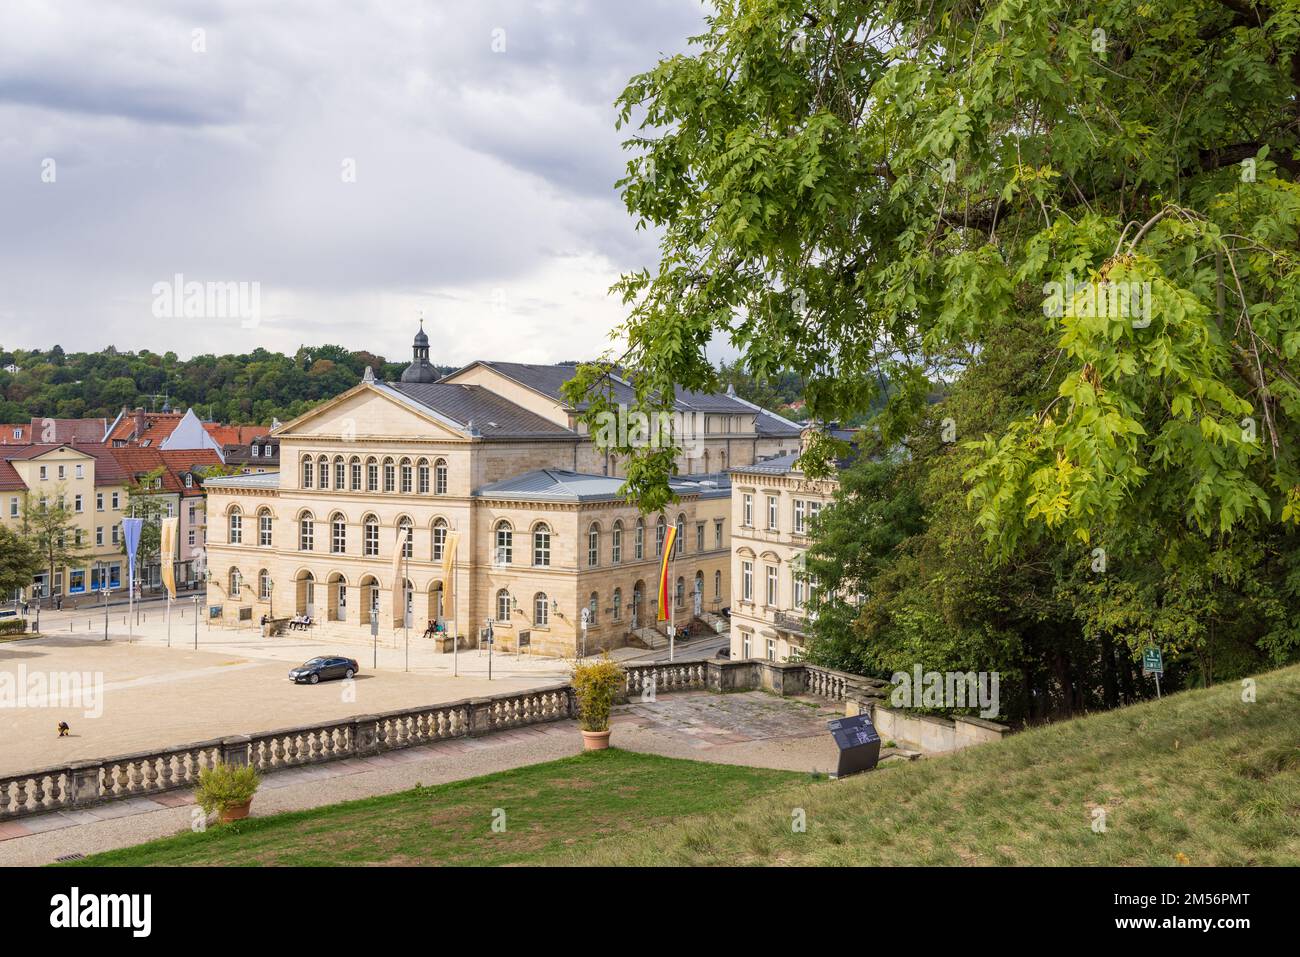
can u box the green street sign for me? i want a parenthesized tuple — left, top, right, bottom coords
(1142, 646, 1164, 675)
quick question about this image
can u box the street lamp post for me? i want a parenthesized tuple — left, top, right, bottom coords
(193, 596, 200, 649)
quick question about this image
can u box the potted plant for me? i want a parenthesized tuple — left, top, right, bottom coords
(195, 761, 262, 823)
(571, 656, 626, 751)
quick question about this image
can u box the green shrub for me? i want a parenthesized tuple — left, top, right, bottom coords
(0, 618, 27, 635)
(571, 657, 626, 732)
(195, 762, 261, 815)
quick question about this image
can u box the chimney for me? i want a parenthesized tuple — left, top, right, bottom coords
(135, 408, 146, 443)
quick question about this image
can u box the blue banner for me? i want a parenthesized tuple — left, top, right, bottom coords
(122, 517, 144, 568)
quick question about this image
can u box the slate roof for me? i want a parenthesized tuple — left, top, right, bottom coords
(379, 381, 576, 439)
(202, 472, 281, 491)
(474, 469, 730, 503)
(730, 452, 804, 476)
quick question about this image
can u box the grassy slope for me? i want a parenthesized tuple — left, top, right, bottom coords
(574, 663, 1300, 866)
(64, 750, 803, 867)
(66, 664, 1300, 867)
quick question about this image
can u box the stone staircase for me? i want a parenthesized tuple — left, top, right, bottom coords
(697, 611, 728, 634)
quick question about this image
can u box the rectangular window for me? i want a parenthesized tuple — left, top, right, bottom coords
(742, 494, 753, 527)
(112, 524, 120, 545)
(188, 528, 196, 547)
(696, 522, 705, 552)
(259, 514, 272, 546)
(742, 633, 751, 659)
(351, 462, 362, 491)
(715, 518, 723, 548)
(766, 565, 778, 606)
(612, 527, 622, 564)
(364, 523, 379, 556)
(794, 499, 806, 535)
(635, 525, 644, 561)
(96, 492, 104, 511)
(299, 519, 313, 551)
(8, 497, 17, 518)
(793, 571, 806, 609)
(587, 528, 598, 567)
(39, 466, 47, 481)
(75, 464, 83, 479)
(767, 496, 778, 531)
(742, 560, 753, 601)
(766, 637, 776, 661)
(57, 465, 65, 480)
(95, 526, 104, 546)
(367, 463, 379, 492)
(111, 492, 120, 510)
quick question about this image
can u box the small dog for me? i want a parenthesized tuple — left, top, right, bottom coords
(57, 721, 70, 737)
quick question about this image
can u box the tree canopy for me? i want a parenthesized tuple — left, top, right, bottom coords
(567, 0, 1300, 553)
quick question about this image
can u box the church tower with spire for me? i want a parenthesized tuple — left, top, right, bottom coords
(399, 318, 438, 383)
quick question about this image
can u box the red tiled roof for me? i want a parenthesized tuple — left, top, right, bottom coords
(0, 442, 128, 489)
(30, 417, 108, 444)
(106, 411, 184, 445)
(203, 423, 271, 446)
(106, 446, 224, 495)
(0, 423, 31, 446)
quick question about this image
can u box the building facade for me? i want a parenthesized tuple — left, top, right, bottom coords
(0, 443, 129, 602)
(728, 433, 841, 663)
(203, 336, 741, 657)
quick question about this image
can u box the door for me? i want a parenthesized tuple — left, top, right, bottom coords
(305, 580, 315, 618)
(337, 585, 347, 621)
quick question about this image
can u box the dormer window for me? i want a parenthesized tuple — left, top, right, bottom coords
(251, 445, 259, 458)
(185, 474, 193, 488)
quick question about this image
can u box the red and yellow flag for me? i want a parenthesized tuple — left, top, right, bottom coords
(656, 523, 677, 621)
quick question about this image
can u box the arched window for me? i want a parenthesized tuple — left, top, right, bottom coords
(363, 515, 379, 556)
(675, 576, 685, 608)
(432, 518, 448, 561)
(714, 569, 722, 599)
(301, 457, 314, 489)
(612, 587, 623, 620)
(334, 456, 346, 490)
(495, 521, 513, 565)
(350, 456, 362, 491)
(587, 591, 599, 624)
(330, 513, 347, 554)
(587, 522, 600, 567)
(228, 506, 242, 544)
(400, 458, 413, 494)
(417, 459, 430, 495)
(258, 568, 271, 600)
(676, 513, 686, 556)
(366, 457, 379, 492)
(382, 458, 396, 493)
(656, 516, 667, 557)
(317, 455, 329, 489)
(298, 511, 315, 551)
(434, 458, 448, 495)
(635, 518, 645, 560)
(496, 588, 512, 622)
(397, 516, 414, 558)
(534, 592, 549, 626)
(229, 567, 242, 597)
(611, 520, 623, 564)
(533, 523, 551, 567)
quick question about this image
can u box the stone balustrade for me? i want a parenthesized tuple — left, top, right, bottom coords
(0, 683, 574, 821)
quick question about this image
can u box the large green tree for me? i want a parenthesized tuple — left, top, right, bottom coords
(20, 486, 91, 604)
(0, 524, 42, 601)
(566, 0, 1300, 556)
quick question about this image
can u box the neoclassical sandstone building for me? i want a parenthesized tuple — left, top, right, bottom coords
(203, 328, 801, 657)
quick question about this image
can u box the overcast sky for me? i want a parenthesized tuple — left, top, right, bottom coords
(0, 0, 709, 365)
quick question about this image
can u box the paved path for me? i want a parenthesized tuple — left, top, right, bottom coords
(0, 690, 848, 866)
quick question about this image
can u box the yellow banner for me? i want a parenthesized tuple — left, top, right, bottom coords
(159, 516, 179, 599)
(657, 524, 677, 620)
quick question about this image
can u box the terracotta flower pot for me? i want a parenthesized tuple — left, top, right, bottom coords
(219, 799, 253, 823)
(581, 729, 611, 751)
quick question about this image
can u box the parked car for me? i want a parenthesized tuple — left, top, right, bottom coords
(288, 656, 359, 684)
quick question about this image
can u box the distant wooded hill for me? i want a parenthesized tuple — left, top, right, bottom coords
(0, 345, 456, 426)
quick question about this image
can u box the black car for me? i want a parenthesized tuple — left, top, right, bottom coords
(289, 656, 359, 684)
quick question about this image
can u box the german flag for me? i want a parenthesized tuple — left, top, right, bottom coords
(656, 523, 677, 621)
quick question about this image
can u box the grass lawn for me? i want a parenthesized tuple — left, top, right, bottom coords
(60, 749, 805, 867)
(575, 663, 1300, 866)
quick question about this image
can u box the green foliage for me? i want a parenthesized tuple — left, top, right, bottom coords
(571, 657, 627, 732)
(194, 762, 261, 815)
(0, 344, 453, 425)
(20, 486, 91, 595)
(0, 524, 42, 598)
(568, 0, 1300, 550)
(0, 618, 28, 635)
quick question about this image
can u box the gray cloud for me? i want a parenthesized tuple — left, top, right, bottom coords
(0, 0, 705, 363)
